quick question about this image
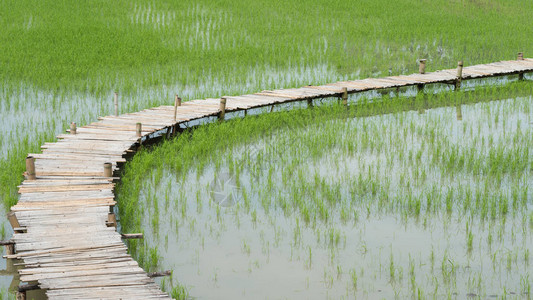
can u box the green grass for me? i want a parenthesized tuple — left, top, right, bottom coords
(1, 0, 532, 94)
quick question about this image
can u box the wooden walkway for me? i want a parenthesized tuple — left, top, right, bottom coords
(4, 57, 533, 299)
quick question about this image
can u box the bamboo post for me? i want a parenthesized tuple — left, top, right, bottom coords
(518, 53, 525, 80)
(18, 283, 39, 300)
(7, 212, 20, 230)
(107, 205, 116, 228)
(26, 156, 36, 180)
(219, 97, 227, 121)
(455, 61, 463, 90)
(136, 122, 142, 137)
(16, 291, 25, 300)
(103, 162, 112, 177)
(419, 59, 427, 74)
(1, 240, 15, 255)
(5, 243, 14, 255)
(456, 105, 463, 121)
(70, 122, 77, 135)
(341, 87, 348, 106)
(114, 92, 119, 116)
(107, 213, 116, 228)
(173, 94, 181, 122)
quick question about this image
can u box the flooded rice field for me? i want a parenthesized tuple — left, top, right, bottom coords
(127, 96, 532, 299)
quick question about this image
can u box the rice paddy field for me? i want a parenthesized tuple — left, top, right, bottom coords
(0, 0, 532, 299)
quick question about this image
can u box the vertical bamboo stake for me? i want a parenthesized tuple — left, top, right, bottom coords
(70, 122, 77, 135)
(518, 52, 525, 80)
(103, 162, 112, 177)
(5, 243, 14, 255)
(16, 291, 25, 300)
(456, 105, 463, 121)
(219, 97, 227, 121)
(419, 59, 427, 74)
(108, 205, 116, 227)
(114, 92, 119, 116)
(136, 122, 142, 137)
(173, 94, 181, 122)
(455, 61, 463, 90)
(341, 87, 348, 106)
(26, 156, 36, 180)
(7, 212, 20, 230)
(107, 213, 117, 228)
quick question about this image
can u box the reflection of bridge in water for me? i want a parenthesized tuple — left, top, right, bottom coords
(3, 54, 533, 299)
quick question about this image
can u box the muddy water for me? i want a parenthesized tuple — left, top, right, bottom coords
(136, 97, 532, 299)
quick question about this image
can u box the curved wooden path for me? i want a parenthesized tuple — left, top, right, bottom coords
(4, 57, 533, 299)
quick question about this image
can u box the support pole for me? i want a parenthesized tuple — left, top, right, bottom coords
(219, 97, 227, 121)
(1, 240, 15, 255)
(26, 156, 36, 180)
(114, 92, 119, 116)
(419, 59, 427, 74)
(341, 87, 348, 106)
(455, 61, 463, 90)
(518, 52, 524, 60)
(103, 162, 112, 177)
(173, 94, 181, 122)
(518, 53, 524, 80)
(456, 105, 463, 121)
(136, 122, 142, 137)
(17, 283, 39, 300)
(107, 205, 116, 228)
(16, 291, 26, 300)
(107, 213, 116, 228)
(7, 212, 20, 230)
(70, 122, 77, 135)
(5, 243, 14, 255)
